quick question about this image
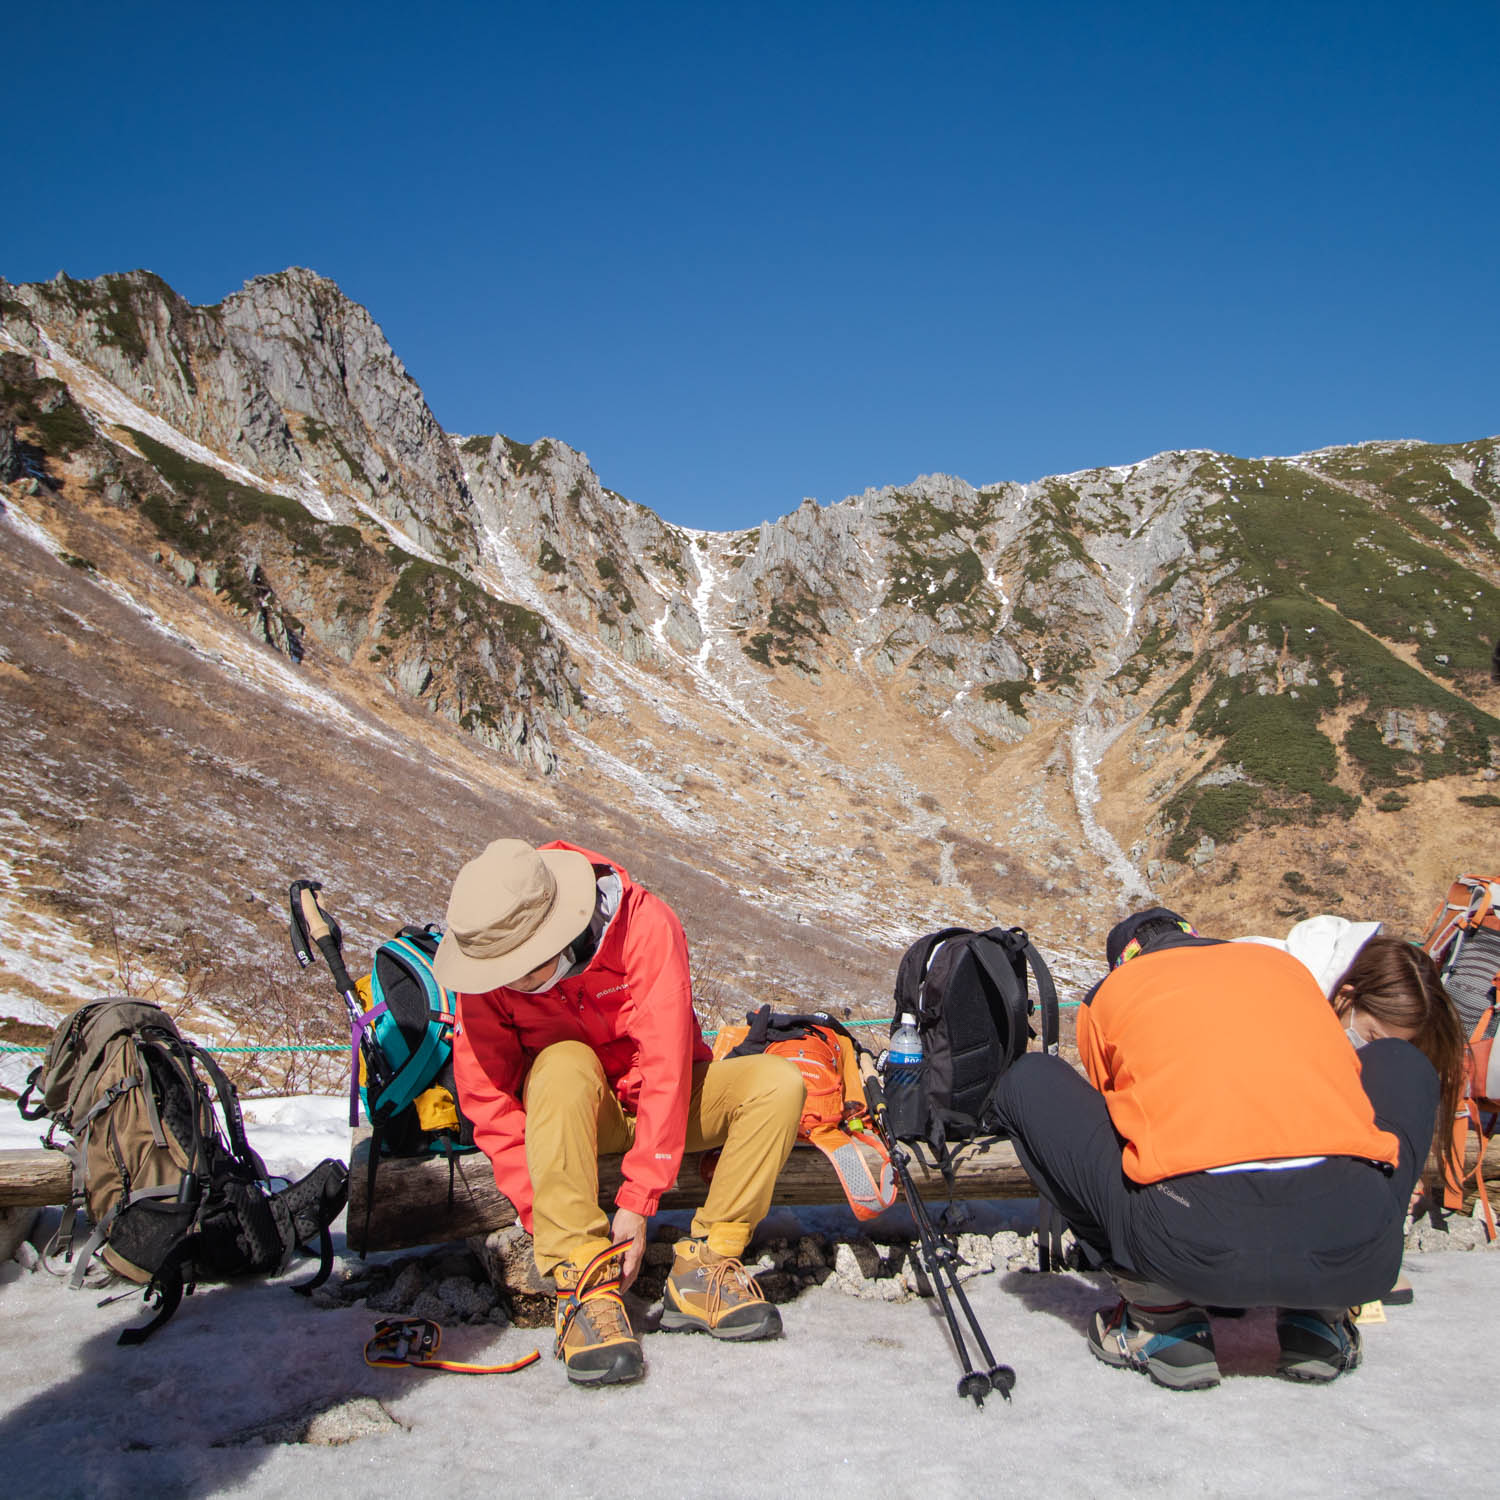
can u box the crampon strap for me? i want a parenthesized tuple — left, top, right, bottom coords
(363, 1316, 539, 1374)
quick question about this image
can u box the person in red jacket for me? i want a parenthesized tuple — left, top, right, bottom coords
(987, 908, 1441, 1391)
(434, 838, 804, 1388)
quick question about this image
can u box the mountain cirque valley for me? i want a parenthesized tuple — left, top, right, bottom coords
(1, 265, 1497, 1066)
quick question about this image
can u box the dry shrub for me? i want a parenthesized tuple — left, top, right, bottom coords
(106, 915, 344, 1096)
(211, 957, 346, 1096)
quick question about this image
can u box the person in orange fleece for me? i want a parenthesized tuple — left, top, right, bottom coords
(987, 908, 1441, 1390)
(435, 838, 804, 1388)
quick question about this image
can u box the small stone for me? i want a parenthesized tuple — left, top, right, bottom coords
(755, 1270, 798, 1304)
(429, 1248, 484, 1281)
(956, 1233, 994, 1273)
(437, 1276, 496, 1320)
(376, 1262, 428, 1309)
(508, 1293, 555, 1330)
(469, 1225, 550, 1296)
(408, 1289, 447, 1323)
(794, 1235, 826, 1270)
(216, 1397, 406, 1448)
(990, 1229, 1033, 1271)
(301, 1399, 406, 1447)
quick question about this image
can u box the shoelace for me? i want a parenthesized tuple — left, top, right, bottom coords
(701, 1254, 767, 1323)
(364, 1316, 539, 1375)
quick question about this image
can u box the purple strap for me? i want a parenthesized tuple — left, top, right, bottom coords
(349, 1002, 389, 1128)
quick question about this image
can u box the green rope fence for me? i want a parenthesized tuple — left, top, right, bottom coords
(0, 1042, 348, 1054)
(0, 1006, 1081, 1056)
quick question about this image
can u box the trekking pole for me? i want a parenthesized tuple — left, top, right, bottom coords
(289, 879, 390, 1127)
(859, 1058, 1015, 1406)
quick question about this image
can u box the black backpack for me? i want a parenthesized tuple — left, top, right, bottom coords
(18, 997, 349, 1343)
(885, 926, 1058, 1154)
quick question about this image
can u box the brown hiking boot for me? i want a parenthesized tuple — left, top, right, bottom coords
(553, 1244, 644, 1386)
(661, 1238, 781, 1341)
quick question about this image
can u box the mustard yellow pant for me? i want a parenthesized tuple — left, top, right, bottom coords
(523, 1040, 804, 1273)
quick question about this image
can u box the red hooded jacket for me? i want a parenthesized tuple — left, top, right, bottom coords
(450, 843, 712, 1227)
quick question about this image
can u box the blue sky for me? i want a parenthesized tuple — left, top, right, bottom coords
(7, 2, 1496, 530)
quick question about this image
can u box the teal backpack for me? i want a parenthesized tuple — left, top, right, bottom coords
(290, 883, 475, 1253)
(353, 925, 475, 1159)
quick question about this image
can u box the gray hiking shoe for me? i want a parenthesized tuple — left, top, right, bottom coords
(1088, 1298, 1221, 1390)
(1276, 1308, 1362, 1383)
(660, 1237, 781, 1340)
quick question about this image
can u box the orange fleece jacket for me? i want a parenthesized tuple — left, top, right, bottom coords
(1077, 940, 1400, 1184)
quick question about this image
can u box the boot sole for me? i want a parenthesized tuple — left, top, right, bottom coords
(1088, 1333, 1220, 1390)
(1091, 1347, 1221, 1391)
(659, 1306, 782, 1341)
(1276, 1354, 1360, 1384)
(563, 1348, 645, 1386)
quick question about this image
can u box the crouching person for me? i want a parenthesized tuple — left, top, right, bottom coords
(435, 838, 805, 1388)
(988, 908, 1442, 1390)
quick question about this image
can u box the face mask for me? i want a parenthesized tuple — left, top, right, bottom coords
(1345, 1024, 1368, 1050)
(525, 947, 574, 994)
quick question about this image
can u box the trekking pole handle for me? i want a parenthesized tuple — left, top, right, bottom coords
(299, 887, 357, 996)
(298, 885, 333, 944)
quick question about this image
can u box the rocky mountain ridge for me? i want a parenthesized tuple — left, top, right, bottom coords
(1, 266, 1497, 1048)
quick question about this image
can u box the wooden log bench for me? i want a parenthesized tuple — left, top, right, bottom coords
(7, 1134, 1500, 1258)
(344, 1127, 1500, 1256)
(346, 1128, 1036, 1254)
(0, 1149, 71, 1261)
(0, 1149, 72, 1210)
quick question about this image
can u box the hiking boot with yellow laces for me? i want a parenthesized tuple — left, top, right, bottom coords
(660, 1237, 781, 1340)
(553, 1243, 644, 1386)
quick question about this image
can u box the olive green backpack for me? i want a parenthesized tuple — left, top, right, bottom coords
(18, 997, 347, 1342)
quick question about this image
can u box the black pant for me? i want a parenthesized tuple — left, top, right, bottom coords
(988, 1039, 1438, 1308)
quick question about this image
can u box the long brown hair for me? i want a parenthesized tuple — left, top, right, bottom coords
(1332, 936, 1466, 1178)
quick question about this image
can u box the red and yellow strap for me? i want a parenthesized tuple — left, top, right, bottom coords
(364, 1316, 539, 1375)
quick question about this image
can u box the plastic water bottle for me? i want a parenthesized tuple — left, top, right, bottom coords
(885, 1012, 924, 1137)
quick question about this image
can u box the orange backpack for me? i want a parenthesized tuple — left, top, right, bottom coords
(711, 1008, 896, 1221)
(1421, 875, 1500, 1236)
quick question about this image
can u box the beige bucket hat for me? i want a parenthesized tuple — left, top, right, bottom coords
(434, 839, 597, 992)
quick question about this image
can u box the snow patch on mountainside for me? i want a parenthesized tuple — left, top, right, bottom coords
(1, 327, 334, 524)
(3, 493, 402, 751)
(1067, 560, 1153, 907)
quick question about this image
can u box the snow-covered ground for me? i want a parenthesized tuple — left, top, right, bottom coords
(2, 1092, 1495, 1497)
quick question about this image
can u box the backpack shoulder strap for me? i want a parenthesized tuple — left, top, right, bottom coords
(976, 927, 1059, 1055)
(185, 1039, 270, 1180)
(1015, 930, 1059, 1055)
(893, 927, 973, 1024)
